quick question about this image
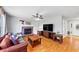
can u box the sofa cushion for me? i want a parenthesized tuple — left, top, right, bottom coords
(0, 33, 8, 43)
(0, 35, 13, 49)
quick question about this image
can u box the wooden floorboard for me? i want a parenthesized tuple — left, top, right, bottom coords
(25, 36, 79, 52)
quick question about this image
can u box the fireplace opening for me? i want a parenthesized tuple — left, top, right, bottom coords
(22, 26, 33, 35)
(24, 28, 32, 34)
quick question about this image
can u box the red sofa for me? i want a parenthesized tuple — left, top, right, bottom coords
(0, 34, 28, 52)
(0, 42, 27, 52)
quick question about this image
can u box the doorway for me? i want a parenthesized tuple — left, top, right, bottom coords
(68, 20, 79, 36)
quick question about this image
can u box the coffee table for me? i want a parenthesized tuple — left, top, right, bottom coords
(28, 34, 41, 47)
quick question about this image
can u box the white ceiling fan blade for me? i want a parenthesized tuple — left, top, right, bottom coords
(32, 15, 36, 17)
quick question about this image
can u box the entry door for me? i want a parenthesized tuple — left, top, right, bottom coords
(69, 21, 79, 36)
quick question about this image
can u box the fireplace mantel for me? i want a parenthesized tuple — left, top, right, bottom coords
(21, 25, 33, 27)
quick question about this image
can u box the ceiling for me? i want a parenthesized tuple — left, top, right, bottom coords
(2, 6, 79, 20)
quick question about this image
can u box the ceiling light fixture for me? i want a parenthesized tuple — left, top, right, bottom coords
(32, 13, 44, 21)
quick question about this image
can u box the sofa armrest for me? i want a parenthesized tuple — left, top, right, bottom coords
(0, 42, 28, 52)
(0, 37, 3, 43)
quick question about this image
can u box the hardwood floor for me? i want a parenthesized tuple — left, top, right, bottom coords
(24, 35, 79, 52)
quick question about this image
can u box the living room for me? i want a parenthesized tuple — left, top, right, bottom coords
(0, 6, 79, 52)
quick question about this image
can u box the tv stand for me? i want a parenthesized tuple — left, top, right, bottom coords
(37, 31, 63, 43)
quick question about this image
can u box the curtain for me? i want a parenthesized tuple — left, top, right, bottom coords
(0, 14, 6, 36)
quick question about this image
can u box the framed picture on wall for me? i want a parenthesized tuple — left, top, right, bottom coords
(76, 24, 79, 30)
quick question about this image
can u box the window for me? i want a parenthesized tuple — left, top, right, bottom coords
(0, 14, 6, 36)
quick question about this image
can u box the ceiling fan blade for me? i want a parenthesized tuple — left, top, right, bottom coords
(32, 13, 44, 19)
(39, 15, 43, 19)
(32, 15, 36, 17)
(36, 13, 39, 17)
(32, 13, 38, 17)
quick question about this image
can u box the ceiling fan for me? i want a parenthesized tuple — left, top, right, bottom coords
(32, 13, 44, 19)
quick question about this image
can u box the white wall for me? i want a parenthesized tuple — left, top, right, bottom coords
(67, 19, 79, 36)
(31, 16, 63, 34)
(6, 15, 64, 34)
(63, 18, 79, 36)
(6, 15, 31, 34)
(71, 20, 79, 35)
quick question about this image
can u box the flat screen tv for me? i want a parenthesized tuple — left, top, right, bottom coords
(43, 24, 53, 31)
